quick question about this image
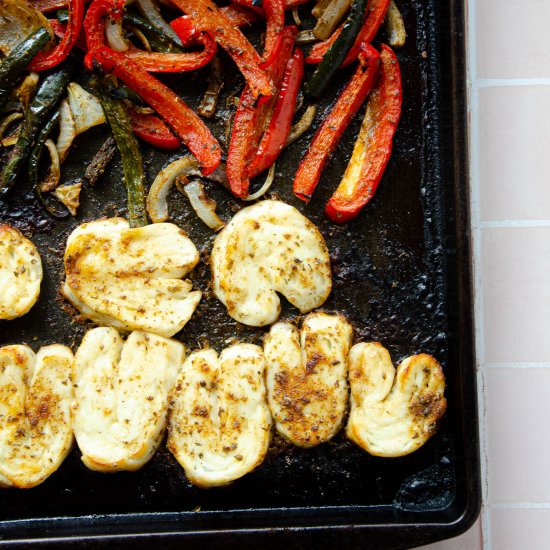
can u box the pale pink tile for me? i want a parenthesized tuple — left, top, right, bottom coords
(478, 87, 550, 221)
(415, 518, 482, 549)
(476, 0, 550, 78)
(485, 367, 550, 503)
(491, 508, 550, 549)
(481, 228, 550, 363)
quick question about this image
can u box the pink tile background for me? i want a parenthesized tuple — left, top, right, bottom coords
(469, 0, 550, 547)
(475, 0, 550, 79)
(478, 86, 550, 221)
(481, 227, 550, 364)
(490, 508, 550, 549)
(484, 368, 550, 504)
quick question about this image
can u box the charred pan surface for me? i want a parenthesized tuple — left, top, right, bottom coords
(0, 0, 465, 526)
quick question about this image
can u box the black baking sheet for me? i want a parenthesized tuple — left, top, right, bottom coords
(0, 0, 480, 547)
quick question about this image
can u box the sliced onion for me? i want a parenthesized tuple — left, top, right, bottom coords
(125, 102, 154, 115)
(313, 0, 351, 40)
(16, 73, 39, 110)
(147, 156, 201, 223)
(52, 181, 83, 216)
(39, 139, 61, 193)
(385, 0, 406, 48)
(106, 16, 131, 52)
(292, 7, 302, 26)
(136, 0, 183, 46)
(128, 24, 152, 51)
(56, 99, 76, 163)
(67, 82, 106, 135)
(287, 105, 317, 146)
(182, 180, 225, 231)
(243, 162, 276, 201)
(198, 56, 224, 119)
(311, 0, 332, 19)
(295, 30, 318, 44)
(0, 112, 23, 145)
(1, 122, 21, 147)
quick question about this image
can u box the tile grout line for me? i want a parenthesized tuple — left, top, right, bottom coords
(478, 77, 550, 88)
(479, 220, 550, 228)
(466, 2, 491, 549)
(484, 362, 550, 369)
(491, 503, 550, 510)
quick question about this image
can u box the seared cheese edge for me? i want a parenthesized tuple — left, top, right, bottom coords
(265, 312, 353, 447)
(211, 201, 332, 327)
(0, 225, 43, 320)
(62, 218, 201, 337)
(168, 344, 272, 487)
(0, 344, 74, 488)
(346, 342, 447, 457)
(73, 327, 185, 471)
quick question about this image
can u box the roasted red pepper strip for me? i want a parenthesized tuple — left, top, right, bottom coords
(282, 0, 310, 8)
(293, 43, 381, 202)
(170, 0, 274, 98)
(31, 0, 93, 12)
(125, 31, 217, 72)
(306, 0, 390, 66)
(229, 0, 310, 11)
(29, 0, 85, 71)
(227, 0, 263, 15)
(92, 47, 221, 175)
(219, 4, 261, 28)
(227, 26, 297, 198)
(84, 0, 115, 69)
(127, 107, 181, 150)
(248, 48, 304, 178)
(50, 20, 88, 51)
(84, 2, 216, 73)
(260, 0, 284, 68)
(31, 0, 69, 13)
(326, 44, 401, 223)
(170, 15, 196, 44)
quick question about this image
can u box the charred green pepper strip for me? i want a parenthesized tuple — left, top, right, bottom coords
(29, 111, 70, 219)
(305, 0, 370, 99)
(95, 77, 148, 228)
(0, 61, 73, 196)
(0, 28, 50, 111)
(123, 11, 184, 53)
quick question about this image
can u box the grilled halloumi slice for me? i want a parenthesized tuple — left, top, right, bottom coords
(211, 200, 332, 327)
(346, 343, 447, 457)
(62, 218, 201, 338)
(0, 224, 42, 320)
(264, 312, 353, 447)
(0, 344, 74, 488)
(168, 344, 271, 487)
(73, 327, 185, 472)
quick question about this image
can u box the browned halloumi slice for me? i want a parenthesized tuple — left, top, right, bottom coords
(346, 342, 447, 457)
(0, 344, 74, 488)
(0, 224, 42, 320)
(211, 200, 332, 327)
(264, 312, 353, 447)
(62, 218, 201, 338)
(167, 344, 271, 487)
(73, 327, 185, 472)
